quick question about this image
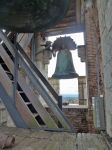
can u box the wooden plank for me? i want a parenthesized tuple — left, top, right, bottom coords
(17, 33, 33, 50)
(88, 134, 108, 150)
(0, 84, 27, 128)
(16, 93, 40, 128)
(0, 31, 15, 56)
(97, 134, 110, 150)
(77, 133, 83, 150)
(17, 33, 24, 43)
(46, 24, 85, 36)
(49, 132, 75, 150)
(0, 127, 109, 150)
(0, 127, 26, 147)
(0, 44, 58, 129)
(0, 65, 13, 99)
(0, 31, 33, 56)
(81, 133, 90, 150)
(45, 141, 59, 150)
(0, 65, 39, 128)
(85, 133, 98, 149)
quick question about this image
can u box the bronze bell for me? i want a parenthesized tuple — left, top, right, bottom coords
(52, 49, 79, 79)
(0, 0, 70, 32)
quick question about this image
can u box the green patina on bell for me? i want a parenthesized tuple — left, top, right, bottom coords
(52, 49, 79, 79)
(0, 0, 70, 32)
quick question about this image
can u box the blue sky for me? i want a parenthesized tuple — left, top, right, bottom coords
(48, 32, 86, 95)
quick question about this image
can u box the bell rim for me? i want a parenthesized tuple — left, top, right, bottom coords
(52, 72, 79, 79)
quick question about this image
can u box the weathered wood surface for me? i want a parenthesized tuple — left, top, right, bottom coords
(0, 44, 58, 128)
(0, 65, 39, 128)
(17, 33, 33, 50)
(0, 127, 108, 150)
(0, 31, 72, 130)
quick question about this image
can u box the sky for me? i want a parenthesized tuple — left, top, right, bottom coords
(48, 32, 86, 95)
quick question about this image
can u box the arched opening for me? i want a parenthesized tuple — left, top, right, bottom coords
(48, 32, 87, 106)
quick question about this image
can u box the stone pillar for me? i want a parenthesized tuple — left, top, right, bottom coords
(78, 76, 87, 105)
(34, 33, 52, 106)
(48, 78, 59, 94)
(97, 0, 112, 137)
(35, 33, 46, 76)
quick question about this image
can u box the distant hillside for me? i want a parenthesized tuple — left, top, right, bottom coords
(62, 94, 78, 98)
(61, 94, 79, 102)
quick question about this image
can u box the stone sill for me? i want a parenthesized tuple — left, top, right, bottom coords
(62, 104, 88, 109)
(44, 104, 88, 109)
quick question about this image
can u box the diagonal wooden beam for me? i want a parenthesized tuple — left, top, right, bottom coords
(0, 83, 27, 128)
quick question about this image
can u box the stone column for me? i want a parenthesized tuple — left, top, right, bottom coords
(78, 76, 87, 105)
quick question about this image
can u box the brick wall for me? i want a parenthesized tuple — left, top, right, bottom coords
(63, 108, 88, 132)
(47, 2, 104, 133)
(47, 107, 88, 133)
(85, 3, 99, 132)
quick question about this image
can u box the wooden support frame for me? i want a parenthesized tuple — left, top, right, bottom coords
(0, 65, 39, 128)
(0, 83, 27, 128)
(19, 54, 72, 130)
(0, 30, 73, 131)
(0, 44, 58, 129)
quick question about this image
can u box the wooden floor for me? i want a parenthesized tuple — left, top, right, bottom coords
(0, 127, 108, 150)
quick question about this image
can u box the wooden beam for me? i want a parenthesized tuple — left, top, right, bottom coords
(0, 83, 27, 128)
(17, 33, 33, 50)
(46, 24, 85, 36)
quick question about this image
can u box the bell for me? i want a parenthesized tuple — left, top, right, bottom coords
(52, 50, 79, 79)
(0, 0, 69, 32)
